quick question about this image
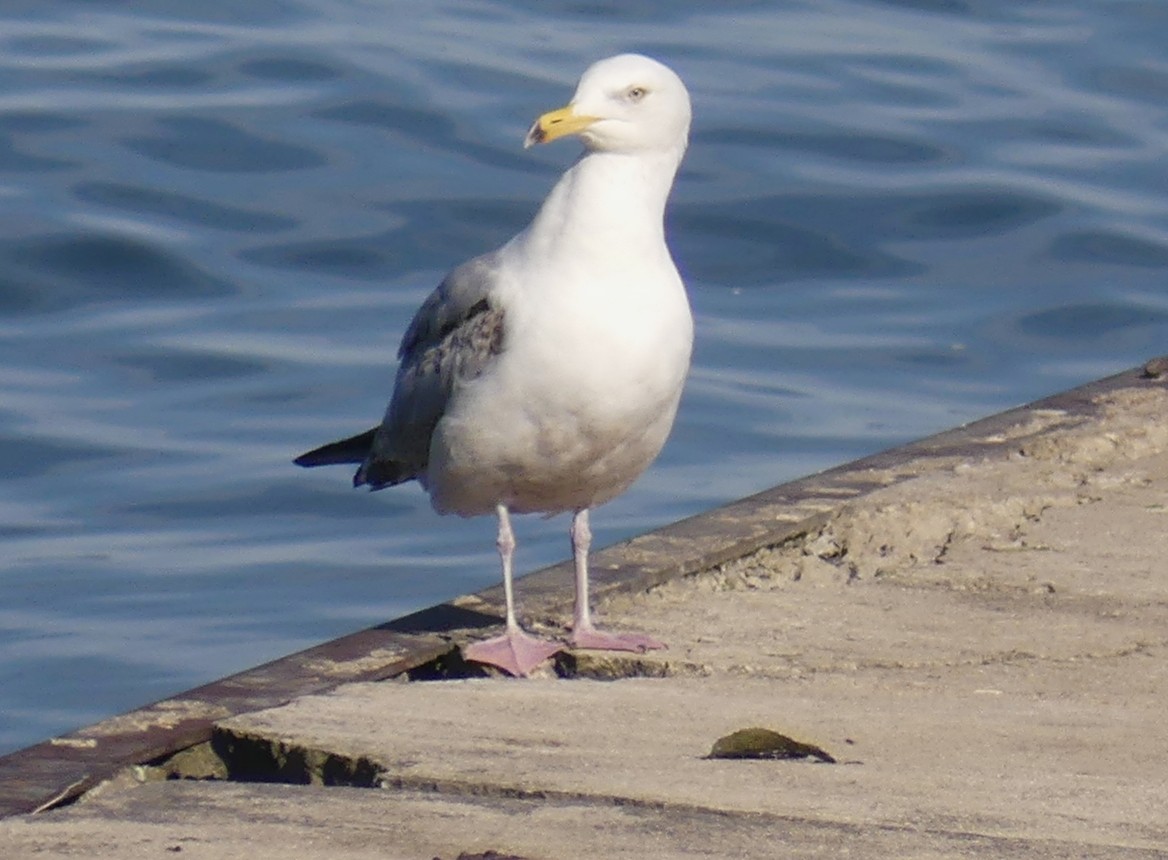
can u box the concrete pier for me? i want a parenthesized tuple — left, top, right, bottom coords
(2, 359, 1166, 858)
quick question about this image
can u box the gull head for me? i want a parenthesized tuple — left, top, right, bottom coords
(524, 54, 691, 155)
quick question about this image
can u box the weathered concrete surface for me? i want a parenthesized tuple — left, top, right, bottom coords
(2, 381, 1168, 858)
(220, 669, 1165, 847)
(4, 779, 1159, 860)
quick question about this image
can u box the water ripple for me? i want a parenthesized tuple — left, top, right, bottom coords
(125, 116, 327, 173)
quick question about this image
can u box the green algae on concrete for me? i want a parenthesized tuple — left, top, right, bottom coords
(706, 727, 837, 763)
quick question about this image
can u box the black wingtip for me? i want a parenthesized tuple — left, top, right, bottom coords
(293, 428, 378, 468)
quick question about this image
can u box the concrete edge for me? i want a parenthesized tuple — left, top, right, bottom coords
(1, 355, 1164, 817)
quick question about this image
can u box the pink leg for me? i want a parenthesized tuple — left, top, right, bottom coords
(568, 509, 665, 653)
(463, 505, 561, 676)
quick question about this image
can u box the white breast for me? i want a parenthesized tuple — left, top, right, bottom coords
(426, 244, 692, 517)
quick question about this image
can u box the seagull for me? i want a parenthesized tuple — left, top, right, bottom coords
(295, 54, 694, 677)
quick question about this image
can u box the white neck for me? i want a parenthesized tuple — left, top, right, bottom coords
(511, 146, 684, 265)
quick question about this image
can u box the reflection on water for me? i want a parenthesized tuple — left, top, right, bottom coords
(1, 0, 1167, 753)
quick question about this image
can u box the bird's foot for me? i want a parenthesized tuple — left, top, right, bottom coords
(570, 624, 666, 654)
(463, 628, 562, 677)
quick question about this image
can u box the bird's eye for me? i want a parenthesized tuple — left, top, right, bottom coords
(626, 86, 648, 102)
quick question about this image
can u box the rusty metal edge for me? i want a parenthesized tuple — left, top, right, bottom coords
(1, 356, 1164, 818)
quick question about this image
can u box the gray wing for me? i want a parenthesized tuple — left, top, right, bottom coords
(356, 253, 505, 489)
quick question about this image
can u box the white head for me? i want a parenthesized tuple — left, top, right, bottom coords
(524, 54, 691, 156)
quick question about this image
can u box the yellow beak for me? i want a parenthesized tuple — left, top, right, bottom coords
(523, 105, 601, 149)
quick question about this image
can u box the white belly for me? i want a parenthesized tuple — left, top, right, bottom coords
(424, 271, 693, 517)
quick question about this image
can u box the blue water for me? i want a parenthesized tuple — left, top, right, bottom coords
(1, 0, 1166, 754)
